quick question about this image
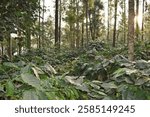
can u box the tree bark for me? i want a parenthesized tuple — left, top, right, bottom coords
(141, 0, 145, 40)
(76, 0, 80, 48)
(107, 0, 110, 42)
(136, 0, 139, 40)
(128, 0, 135, 61)
(55, 0, 59, 48)
(42, 0, 45, 48)
(85, 0, 89, 45)
(112, 0, 118, 47)
(123, 0, 127, 43)
(58, 0, 62, 49)
(7, 33, 12, 61)
(38, 0, 41, 49)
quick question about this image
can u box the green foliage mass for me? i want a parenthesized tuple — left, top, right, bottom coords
(0, 41, 150, 100)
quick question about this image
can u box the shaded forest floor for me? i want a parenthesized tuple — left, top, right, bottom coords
(0, 41, 150, 100)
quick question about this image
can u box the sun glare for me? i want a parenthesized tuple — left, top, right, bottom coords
(135, 14, 143, 29)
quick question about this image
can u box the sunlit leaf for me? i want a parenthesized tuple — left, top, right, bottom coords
(101, 82, 117, 89)
(21, 73, 41, 89)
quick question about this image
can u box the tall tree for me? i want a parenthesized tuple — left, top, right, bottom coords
(55, 0, 59, 48)
(107, 0, 110, 42)
(112, 0, 118, 47)
(58, 0, 62, 49)
(42, 0, 45, 47)
(128, 0, 135, 61)
(123, 0, 127, 43)
(38, 0, 41, 49)
(85, 0, 89, 45)
(141, 0, 145, 40)
(135, 0, 139, 40)
(76, 0, 80, 48)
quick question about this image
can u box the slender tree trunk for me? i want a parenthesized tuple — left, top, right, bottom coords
(107, 0, 110, 42)
(7, 33, 12, 61)
(70, 24, 75, 49)
(55, 0, 59, 48)
(93, 9, 96, 40)
(141, 0, 145, 40)
(123, 0, 127, 43)
(38, 0, 41, 49)
(1, 42, 4, 56)
(26, 28, 31, 51)
(89, 10, 93, 40)
(136, 0, 139, 40)
(76, 0, 80, 48)
(112, 0, 118, 47)
(42, 0, 45, 48)
(81, 21, 84, 47)
(18, 31, 22, 55)
(58, 0, 62, 49)
(128, 0, 135, 61)
(85, 0, 89, 45)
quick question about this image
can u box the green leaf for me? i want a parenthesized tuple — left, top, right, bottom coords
(0, 84, 4, 92)
(125, 69, 137, 75)
(44, 63, 57, 74)
(142, 69, 150, 76)
(135, 78, 149, 85)
(89, 83, 100, 90)
(6, 80, 15, 96)
(113, 68, 126, 78)
(3, 62, 19, 69)
(135, 60, 149, 70)
(21, 65, 31, 74)
(22, 90, 39, 100)
(21, 73, 41, 89)
(125, 77, 134, 84)
(101, 82, 117, 89)
(46, 92, 58, 100)
(75, 83, 90, 92)
(32, 66, 44, 79)
(36, 91, 48, 100)
(65, 76, 84, 86)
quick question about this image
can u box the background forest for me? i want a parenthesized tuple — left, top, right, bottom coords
(0, 0, 150, 100)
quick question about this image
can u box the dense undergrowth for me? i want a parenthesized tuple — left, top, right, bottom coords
(0, 41, 150, 100)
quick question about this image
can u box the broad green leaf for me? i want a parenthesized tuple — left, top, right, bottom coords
(17, 61, 26, 67)
(6, 80, 15, 96)
(142, 69, 150, 76)
(135, 60, 149, 70)
(125, 69, 137, 75)
(44, 63, 57, 74)
(88, 92, 105, 99)
(101, 82, 117, 89)
(113, 68, 126, 78)
(21, 65, 31, 74)
(92, 90, 107, 96)
(3, 62, 19, 69)
(75, 83, 90, 92)
(36, 91, 48, 100)
(21, 73, 41, 89)
(125, 77, 134, 84)
(89, 83, 100, 90)
(32, 67, 44, 79)
(22, 90, 39, 100)
(135, 78, 149, 85)
(65, 76, 84, 86)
